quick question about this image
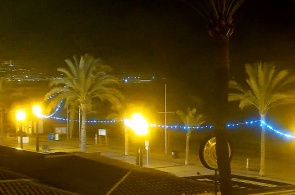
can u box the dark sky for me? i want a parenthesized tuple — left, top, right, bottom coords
(0, 0, 295, 92)
(1, 0, 295, 126)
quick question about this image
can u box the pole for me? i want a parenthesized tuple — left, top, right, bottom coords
(146, 149, 149, 167)
(215, 169, 218, 195)
(124, 128, 128, 155)
(164, 83, 167, 155)
(66, 104, 69, 140)
(20, 135, 23, 149)
(0, 108, 3, 141)
(20, 123, 23, 149)
(36, 119, 39, 152)
(105, 131, 108, 146)
(246, 158, 249, 170)
(136, 147, 143, 166)
(78, 107, 81, 140)
(145, 140, 149, 167)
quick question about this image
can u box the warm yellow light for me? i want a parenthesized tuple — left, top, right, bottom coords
(32, 105, 43, 118)
(16, 110, 26, 121)
(127, 113, 149, 136)
(124, 118, 131, 127)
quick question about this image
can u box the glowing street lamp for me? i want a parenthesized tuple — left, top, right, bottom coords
(129, 113, 148, 136)
(32, 105, 42, 152)
(32, 105, 42, 118)
(125, 113, 149, 166)
(16, 110, 26, 149)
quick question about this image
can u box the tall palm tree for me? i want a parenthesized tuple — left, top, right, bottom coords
(229, 62, 295, 176)
(68, 104, 78, 139)
(176, 108, 206, 165)
(188, 0, 245, 193)
(45, 54, 123, 152)
(0, 77, 4, 139)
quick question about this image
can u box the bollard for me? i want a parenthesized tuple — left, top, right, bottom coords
(246, 158, 249, 170)
(95, 134, 97, 144)
(136, 148, 143, 166)
(145, 140, 149, 167)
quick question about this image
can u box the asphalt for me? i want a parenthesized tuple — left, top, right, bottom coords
(1, 134, 295, 194)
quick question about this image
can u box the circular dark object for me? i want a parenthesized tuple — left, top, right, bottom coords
(199, 136, 232, 170)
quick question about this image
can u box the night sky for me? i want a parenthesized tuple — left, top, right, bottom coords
(1, 0, 294, 74)
(1, 0, 295, 126)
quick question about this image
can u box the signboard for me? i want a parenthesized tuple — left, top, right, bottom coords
(98, 129, 106, 136)
(145, 140, 149, 150)
(55, 127, 67, 134)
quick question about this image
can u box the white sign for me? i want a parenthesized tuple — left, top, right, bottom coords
(55, 127, 67, 134)
(145, 140, 149, 150)
(98, 129, 106, 136)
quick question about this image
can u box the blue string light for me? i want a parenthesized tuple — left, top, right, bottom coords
(260, 120, 295, 139)
(43, 100, 64, 119)
(44, 102, 295, 140)
(46, 114, 295, 139)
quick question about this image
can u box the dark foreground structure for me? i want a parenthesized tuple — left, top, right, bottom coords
(0, 146, 214, 195)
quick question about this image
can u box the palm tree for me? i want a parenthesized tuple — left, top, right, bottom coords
(68, 104, 78, 139)
(176, 108, 206, 165)
(0, 77, 4, 138)
(189, 0, 245, 193)
(229, 62, 295, 176)
(45, 54, 123, 152)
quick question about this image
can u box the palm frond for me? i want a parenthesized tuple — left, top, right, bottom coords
(207, 0, 244, 20)
(176, 107, 206, 135)
(64, 59, 78, 78)
(274, 72, 295, 89)
(229, 80, 246, 93)
(45, 54, 124, 117)
(229, 62, 295, 115)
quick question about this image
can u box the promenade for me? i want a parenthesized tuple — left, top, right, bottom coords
(1, 134, 295, 194)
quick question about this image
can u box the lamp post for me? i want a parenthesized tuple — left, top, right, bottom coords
(32, 105, 42, 152)
(125, 113, 149, 166)
(16, 110, 26, 149)
(123, 119, 129, 156)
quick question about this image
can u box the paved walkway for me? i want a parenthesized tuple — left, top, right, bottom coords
(1, 134, 295, 189)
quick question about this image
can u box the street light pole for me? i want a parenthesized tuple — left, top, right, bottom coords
(33, 105, 42, 152)
(16, 110, 26, 149)
(164, 83, 167, 155)
(145, 140, 149, 167)
(124, 126, 129, 156)
(36, 123, 39, 152)
(66, 104, 69, 140)
(159, 84, 174, 155)
(20, 123, 23, 149)
(125, 113, 149, 166)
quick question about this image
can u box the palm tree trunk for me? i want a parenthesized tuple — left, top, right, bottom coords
(80, 104, 87, 152)
(260, 114, 266, 176)
(69, 107, 76, 139)
(0, 108, 3, 140)
(185, 134, 190, 165)
(125, 127, 129, 156)
(213, 37, 232, 194)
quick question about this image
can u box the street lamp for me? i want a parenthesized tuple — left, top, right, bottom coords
(125, 113, 149, 166)
(16, 110, 26, 149)
(32, 105, 42, 152)
(123, 119, 129, 156)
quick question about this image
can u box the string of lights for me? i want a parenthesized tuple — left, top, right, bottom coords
(45, 113, 294, 140)
(43, 100, 63, 119)
(31, 99, 295, 140)
(260, 120, 295, 139)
